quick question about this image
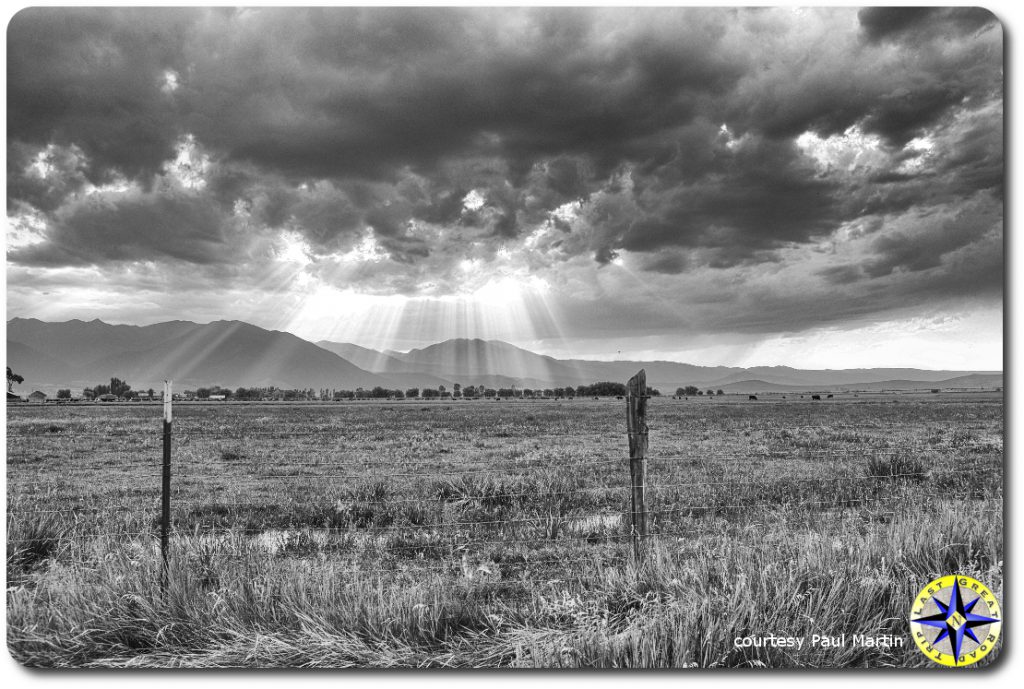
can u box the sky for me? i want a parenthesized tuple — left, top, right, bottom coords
(3, 6, 1005, 369)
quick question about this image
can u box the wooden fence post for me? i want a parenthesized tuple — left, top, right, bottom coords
(626, 370, 648, 560)
(160, 380, 172, 589)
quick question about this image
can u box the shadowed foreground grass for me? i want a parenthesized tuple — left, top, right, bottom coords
(8, 498, 1001, 668)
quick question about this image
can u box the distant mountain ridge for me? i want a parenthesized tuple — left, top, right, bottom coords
(318, 335, 999, 392)
(7, 318, 387, 392)
(5, 318, 1002, 395)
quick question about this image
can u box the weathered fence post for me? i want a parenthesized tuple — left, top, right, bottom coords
(626, 370, 648, 561)
(160, 380, 172, 589)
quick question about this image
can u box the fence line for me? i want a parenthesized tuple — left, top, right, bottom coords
(6, 469, 988, 517)
(6, 373, 1004, 590)
(9, 502, 1002, 548)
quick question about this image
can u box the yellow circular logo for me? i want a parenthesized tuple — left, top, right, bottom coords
(910, 575, 1001, 666)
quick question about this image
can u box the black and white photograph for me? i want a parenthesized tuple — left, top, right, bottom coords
(4, 5, 1005, 669)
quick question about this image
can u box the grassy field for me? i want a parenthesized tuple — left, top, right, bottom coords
(6, 394, 1003, 668)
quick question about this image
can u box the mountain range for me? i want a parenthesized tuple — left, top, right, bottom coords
(5, 317, 1002, 395)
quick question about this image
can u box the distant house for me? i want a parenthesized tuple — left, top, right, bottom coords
(97, 393, 118, 402)
(208, 394, 227, 401)
(28, 391, 48, 404)
(7, 391, 22, 402)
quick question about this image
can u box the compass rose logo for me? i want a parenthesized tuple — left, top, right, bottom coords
(910, 575, 1001, 666)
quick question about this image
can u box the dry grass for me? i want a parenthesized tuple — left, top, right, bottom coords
(6, 394, 1003, 667)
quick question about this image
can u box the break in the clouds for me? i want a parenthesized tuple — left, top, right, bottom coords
(5, 7, 1003, 367)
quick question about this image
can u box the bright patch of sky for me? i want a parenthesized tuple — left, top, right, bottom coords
(276, 231, 312, 265)
(462, 189, 486, 212)
(338, 232, 389, 263)
(795, 126, 888, 175)
(162, 134, 210, 190)
(161, 69, 180, 94)
(6, 207, 48, 249)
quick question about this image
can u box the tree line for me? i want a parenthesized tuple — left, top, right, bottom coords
(219, 381, 660, 400)
(9, 373, 667, 402)
(675, 386, 725, 397)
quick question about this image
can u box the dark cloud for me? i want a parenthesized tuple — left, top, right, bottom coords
(571, 136, 841, 263)
(7, 7, 196, 182)
(862, 194, 1000, 279)
(6, 142, 91, 213)
(858, 7, 998, 44)
(640, 252, 690, 275)
(5, 6, 1003, 344)
(9, 190, 230, 266)
(817, 265, 863, 286)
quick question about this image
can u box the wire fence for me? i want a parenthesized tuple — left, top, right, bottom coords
(6, 386, 1004, 590)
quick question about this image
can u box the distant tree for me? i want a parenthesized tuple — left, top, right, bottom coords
(649, 388, 661, 396)
(109, 377, 131, 398)
(706, 389, 714, 396)
(196, 387, 211, 399)
(483, 388, 497, 398)
(83, 388, 95, 400)
(453, 383, 461, 398)
(6, 366, 24, 392)
(406, 388, 420, 399)
(422, 387, 440, 399)
(697, 390, 704, 396)
(56, 389, 71, 399)
(683, 385, 699, 396)
(146, 388, 155, 400)
(542, 388, 554, 398)
(438, 385, 446, 395)
(716, 389, 724, 396)
(575, 382, 628, 397)
(675, 387, 686, 397)
(498, 387, 515, 398)
(462, 385, 476, 398)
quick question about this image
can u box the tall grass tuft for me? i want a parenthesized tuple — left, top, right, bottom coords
(7, 512, 65, 577)
(865, 453, 927, 482)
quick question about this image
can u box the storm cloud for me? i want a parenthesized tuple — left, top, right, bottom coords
(5, 6, 1004, 357)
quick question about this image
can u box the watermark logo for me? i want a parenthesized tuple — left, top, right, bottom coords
(910, 575, 1001, 666)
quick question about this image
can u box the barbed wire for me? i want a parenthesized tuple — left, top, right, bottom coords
(9, 504, 1000, 550)
(186, 469, 994, 504)
(7, 530, 157, 541)
(171, 552, 636, 581)
(7, 467, 996, 517)
(7, 455, 1000, 488)
(5, 419, 1002, 439)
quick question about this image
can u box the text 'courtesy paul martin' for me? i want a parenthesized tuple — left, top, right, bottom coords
(733, 634, 905, 650)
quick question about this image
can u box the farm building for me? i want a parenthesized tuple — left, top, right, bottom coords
(27, 391, 47, 403)
(7, 391, 22, 402)
(208, 394, 227, 401)
(97, 393, 118, 402)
